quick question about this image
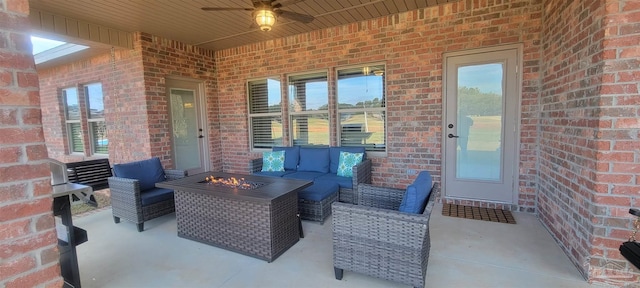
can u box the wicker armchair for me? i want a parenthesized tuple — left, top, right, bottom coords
(108, 158, 186, 232)
(332, 179, 437, 288)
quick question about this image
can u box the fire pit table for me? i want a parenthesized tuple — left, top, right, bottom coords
(156, 172, 311, 262)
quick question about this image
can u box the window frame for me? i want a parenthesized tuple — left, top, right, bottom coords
(247, 76, 284, 151)
(62, 86, 84, 154)
(336, 63, 387, 155)
(84, 82, 108, 155)
(287, 70, 330, 146)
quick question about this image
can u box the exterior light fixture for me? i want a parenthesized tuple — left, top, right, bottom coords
(255, 9, 276, 31)
(373, 70, 384, 76)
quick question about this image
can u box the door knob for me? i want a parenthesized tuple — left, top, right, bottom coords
(448, 133, 459, 138)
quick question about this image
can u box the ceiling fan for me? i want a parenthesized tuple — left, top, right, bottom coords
(202, 0, 315, 32)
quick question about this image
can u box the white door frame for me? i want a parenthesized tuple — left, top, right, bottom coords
(166, 77, 210, 175)
(441, 44, 523, 204)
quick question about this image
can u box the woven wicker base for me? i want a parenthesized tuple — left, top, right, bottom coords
(299, 191, 338, 224)
(442, 204, 516, 224)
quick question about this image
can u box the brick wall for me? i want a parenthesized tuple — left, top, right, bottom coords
(138, 32, 221, 170)
(38, 32, 220, 168)
(38, 46, 148, 164)
(539, 0, 640, 285)
(0, 0, 62, 286)
(214, 0, 542, 211)
(594, 0, 640, 284)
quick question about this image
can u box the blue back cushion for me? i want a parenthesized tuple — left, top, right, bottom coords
(297, 147, 330, 173)
(273, 146, 300, 170)
(329, 146, 366, 173)
(399, 171, 433, 214)
(113, 157, 166, 191)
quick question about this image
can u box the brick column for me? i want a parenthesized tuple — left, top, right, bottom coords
(0, 0, 63, 286)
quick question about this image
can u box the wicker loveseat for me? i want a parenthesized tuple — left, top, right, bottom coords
(108, 157, 186, 232)
(332, 171, 436, 288)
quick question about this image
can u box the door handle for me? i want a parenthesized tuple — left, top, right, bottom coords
(448, 133, 459, 138)
(198, 135, 204, 139)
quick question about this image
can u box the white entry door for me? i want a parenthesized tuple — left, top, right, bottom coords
(443, 45, 521, 203)
(166, 78, 208, 175)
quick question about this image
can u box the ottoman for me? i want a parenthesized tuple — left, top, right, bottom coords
(298, 181, 339, 224)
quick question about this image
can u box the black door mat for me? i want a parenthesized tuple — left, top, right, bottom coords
(442, 203, 516, 224)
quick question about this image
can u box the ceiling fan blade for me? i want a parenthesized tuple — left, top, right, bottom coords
(201, 7, 254, 11)
(277, 10, 314, 23)
(273, 0, 309, 7)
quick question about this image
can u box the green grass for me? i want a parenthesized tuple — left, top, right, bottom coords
(71, 190, 111, 216)
(468, 116, 501, 151)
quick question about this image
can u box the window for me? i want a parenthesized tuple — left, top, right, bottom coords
(337, 65, 386, 151)
(288, 72, 329, 146)
(248, 77, 283, 149)
(85, 83, 107, 154)
(63, 87, 83, 153)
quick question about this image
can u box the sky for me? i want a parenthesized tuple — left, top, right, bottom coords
(267, 75, 384, 110)
(30, 36, 65, 54)
(458, 63, 504, 94)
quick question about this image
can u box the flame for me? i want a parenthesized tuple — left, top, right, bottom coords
(204, 176, 253, 189)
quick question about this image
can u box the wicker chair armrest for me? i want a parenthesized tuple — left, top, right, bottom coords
(107, 177, 141, 196)
(249, 158, 263, 173)
(108, 176, 142, 209)
(357, 183, 405, 210)
(164, 169, 187, 180)
(349, 159, 372, 204)
(332, 202, 430, 249)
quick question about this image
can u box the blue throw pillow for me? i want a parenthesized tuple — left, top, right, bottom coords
(336, 152, 364, 177)
(329, 146, 366, 173)
(399, 171, 433, 214)
(261, 151, 285, 172)
(113, 157, 166, 191)
(298, 147, 330, 173)
(273, 146, 300, 170)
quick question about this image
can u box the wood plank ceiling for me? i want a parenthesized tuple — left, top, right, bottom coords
(29, 0, 457, 52)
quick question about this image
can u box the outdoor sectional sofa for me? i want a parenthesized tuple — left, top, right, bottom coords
(249, 146, 372, 223)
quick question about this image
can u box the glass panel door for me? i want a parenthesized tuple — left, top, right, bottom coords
(444, 46, 520, 203)
(167, 78, 208, 175)
(170, 89, 200, 171)
(456, 64, 503, 181)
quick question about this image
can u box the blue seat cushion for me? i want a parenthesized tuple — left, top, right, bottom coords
(329, 147, 366, 174)
(140, 187, 174, 206)
(282, 171, 326, 181)
(273, 146, 300, 171)
(298, 181, 339, 201)
(399, 171, 433, 214)
(298, 147, 330, 173)
(113, 157, 166, 191)
(253, 170, 296, 178)
(316, 173, 353, 189)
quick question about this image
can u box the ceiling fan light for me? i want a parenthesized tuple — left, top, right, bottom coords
(255, 9, 276, 31)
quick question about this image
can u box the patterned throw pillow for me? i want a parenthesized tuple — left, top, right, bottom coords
(261, 151, 285, 172)
(337, 151, 364, 177)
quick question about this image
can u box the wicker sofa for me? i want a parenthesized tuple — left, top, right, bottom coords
(108, 157, 186, 232)
(332, 171, 436, 288)
(249, 146, 371, 206)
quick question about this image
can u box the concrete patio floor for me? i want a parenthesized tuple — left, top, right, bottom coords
(71, 203, 604, 288)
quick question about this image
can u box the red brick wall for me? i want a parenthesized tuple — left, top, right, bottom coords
(214, 0, 542, 211)
(38, 46, 147, 164)
(592, 0, 640, 285)
(39, 32, 221, 169)
(539, 0, 640, 285)
(138, 32, 221, 170)
(0, 0, 62, 286)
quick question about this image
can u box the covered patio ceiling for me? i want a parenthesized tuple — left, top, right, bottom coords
(29, 0, 457, 62)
